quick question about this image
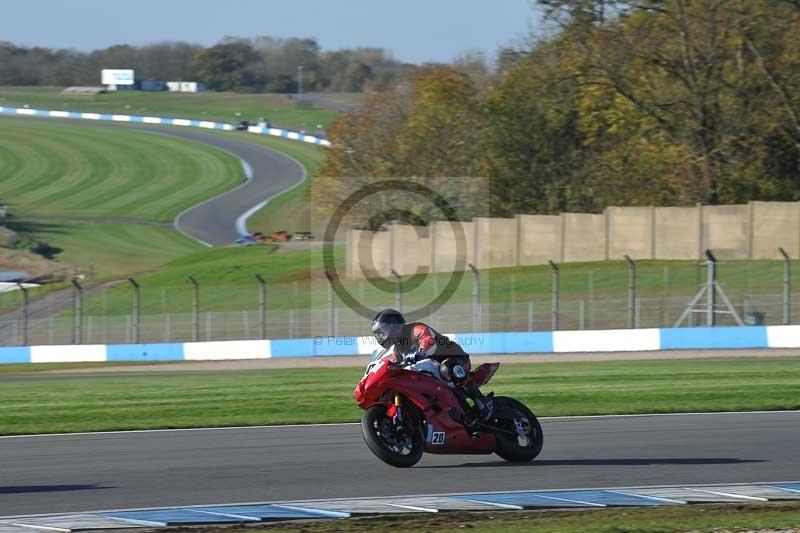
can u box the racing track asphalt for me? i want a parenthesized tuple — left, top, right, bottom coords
(1, 411, 798, 515)
(138, 127, 307, 246)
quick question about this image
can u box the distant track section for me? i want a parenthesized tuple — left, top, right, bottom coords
(147, 128, 306, 246)
(0, 112, 311, 247)
(0, 105, 332, 146)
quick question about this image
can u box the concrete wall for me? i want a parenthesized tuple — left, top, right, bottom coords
(751, 201, 800, 259)
(473, 217, 517, 269)
(607, 207, 653, 260)
(655, 206, 701, 260)
(345, 202, 800, 279)
(390, 224, 431, 276)
(562, 213, 605, 263)
(517, 215, 562, 265)
(430, 220, 474, 274)
(702, 204, 750, 259)
(347, 229, 392, 278)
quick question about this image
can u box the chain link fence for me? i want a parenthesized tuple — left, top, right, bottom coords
(0, 255, 797, 346)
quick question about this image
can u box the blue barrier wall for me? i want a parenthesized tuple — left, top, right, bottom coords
(660, 326, 768, 350)
(0, 347, 31, 364)
(107, 343, 185, 362)
(0, 325, 793, 364)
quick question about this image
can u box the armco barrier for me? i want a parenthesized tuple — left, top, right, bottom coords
(0, 106, 332, 146)
(0, 325, 795, 364)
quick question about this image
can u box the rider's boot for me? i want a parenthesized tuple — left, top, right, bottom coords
(462, 384, 494, 428)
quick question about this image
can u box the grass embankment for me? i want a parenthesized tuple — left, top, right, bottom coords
(0, 357, 796, 435)
(0, 118, 242, 221)
(0, 87, 340, 131)
(0, 117, 248, 278)
(237, 504, 800, 533)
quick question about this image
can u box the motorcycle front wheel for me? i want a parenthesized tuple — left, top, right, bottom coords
(361, 405, 424, 468)
(492, 396, 544, 462)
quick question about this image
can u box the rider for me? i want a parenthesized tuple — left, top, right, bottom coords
(371, 308, 493, 425)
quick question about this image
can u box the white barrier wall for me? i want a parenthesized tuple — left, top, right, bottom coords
(2, 325, 793, 363)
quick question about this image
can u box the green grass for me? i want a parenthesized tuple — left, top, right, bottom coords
(245, 504, 800, 533)
(0, 87, 338, 131)
(4, 219, 203, 279)
(77, 245, 337, 315)
(0, 117, 247, 279)
(0, 361, 166, 375)
(0, 357, 796, 435)
(0, 118, 243, 221)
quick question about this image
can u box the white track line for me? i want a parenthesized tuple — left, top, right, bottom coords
(0, 409, 796, 439)
(234, 152, 307, 236)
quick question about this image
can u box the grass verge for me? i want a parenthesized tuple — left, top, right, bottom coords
(0, 357, 797, 435)
(3, 219, 202, 279)
(222, 503, 800, 533)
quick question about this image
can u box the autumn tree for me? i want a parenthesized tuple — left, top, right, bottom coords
(314, 68, 487, 229)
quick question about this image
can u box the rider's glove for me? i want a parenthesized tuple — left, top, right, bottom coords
(402, 347, 423, 366)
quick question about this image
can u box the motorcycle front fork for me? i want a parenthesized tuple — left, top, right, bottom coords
(392, 392, 405, 431)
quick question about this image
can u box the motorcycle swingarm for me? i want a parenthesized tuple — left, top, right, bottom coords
(473, 422, 517, 436)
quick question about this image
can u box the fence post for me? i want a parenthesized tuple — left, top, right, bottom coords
(527, 301, 534, 332)
(324, 271, 335, 337)
(128, 278, 140, 344)
(779, 247, 791, 325)
(624, 255, 637, 328)
(587, 271, 594, 329)
(391, 269, 402, 313)
(186, 276, 199, 342)
(255, 274, 267, 339)
(72, 279, 83, 345)
(468, 264, 480, 332)
(16, 282, 28, 346)
(706, 250, 717, 327)
(548, 260, 559, 331)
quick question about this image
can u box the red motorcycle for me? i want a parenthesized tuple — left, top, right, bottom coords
(354, 348, 543, 467)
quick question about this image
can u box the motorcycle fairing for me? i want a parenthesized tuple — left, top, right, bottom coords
(464, 362, 500, 388)
(356, 359, 496, 455)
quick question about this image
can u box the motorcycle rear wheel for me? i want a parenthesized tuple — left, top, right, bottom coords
(492, 396, 544, 462)
(361, 405, 424, 468)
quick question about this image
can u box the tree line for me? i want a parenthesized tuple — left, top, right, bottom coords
(317, 0, 800, 223)
(0, 36, 417, 93)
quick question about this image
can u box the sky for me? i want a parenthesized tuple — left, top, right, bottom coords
(0, 0, 539, 64)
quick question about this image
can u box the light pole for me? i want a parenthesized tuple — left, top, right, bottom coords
(297, 65, 303, 96)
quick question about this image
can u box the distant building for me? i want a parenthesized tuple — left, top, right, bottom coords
(107, 82, 138, 91)
(62, 87, 107, 95)
(166, 81, 207, 93)
(140, 80, 167, 92)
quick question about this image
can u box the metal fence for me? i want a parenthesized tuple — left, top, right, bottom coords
(0, 252, 796, 346)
